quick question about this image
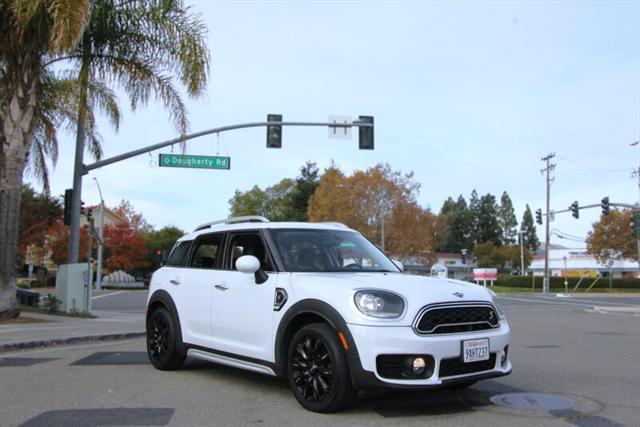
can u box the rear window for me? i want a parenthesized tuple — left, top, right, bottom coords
(165, 241, 192, 267)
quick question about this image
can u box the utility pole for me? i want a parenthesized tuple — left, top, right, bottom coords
(518, 230, 525, 276)
(541, 153, 556, 294)
(632, 141, 640, 274)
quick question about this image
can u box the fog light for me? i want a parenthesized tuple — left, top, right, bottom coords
(412, 357, 426, 373)
(501, 346, 509, 364)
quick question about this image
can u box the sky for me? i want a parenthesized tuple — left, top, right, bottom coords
(28, 0, 640, 249)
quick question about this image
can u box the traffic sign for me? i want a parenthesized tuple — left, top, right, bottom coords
(328, 116, 352, 139)
(159, 154, 230, 170)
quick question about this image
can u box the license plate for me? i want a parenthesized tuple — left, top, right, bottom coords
(462, 338, 490, 363)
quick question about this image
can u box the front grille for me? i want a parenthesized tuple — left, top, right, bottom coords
(415, 304, 499, 335)
(439, 354, 497, 377)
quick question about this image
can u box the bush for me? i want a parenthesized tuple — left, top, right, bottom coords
(16, 281, 30, 289)
(497, 274, 640, 290)
(42, 294, 61, 313)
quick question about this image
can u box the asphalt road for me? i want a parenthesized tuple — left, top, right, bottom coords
(1, 293, 638, 427)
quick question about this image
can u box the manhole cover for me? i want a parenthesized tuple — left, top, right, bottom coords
(490, 393, 576, 411)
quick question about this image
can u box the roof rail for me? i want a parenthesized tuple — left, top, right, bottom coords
(194, 216, 270, 231)
(319, 222, 349, 228)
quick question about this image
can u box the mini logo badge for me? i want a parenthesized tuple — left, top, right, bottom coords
(453, 292, 464, 298)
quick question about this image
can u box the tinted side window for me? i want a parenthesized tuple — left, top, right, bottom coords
(227, 233, 273, 271)
(191, 234, 223, 269)
(166, 241, 192, 267)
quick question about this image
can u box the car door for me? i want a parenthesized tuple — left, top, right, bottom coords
(157, 240, 194, 340)
(176, 232, 225, 348)
(209, 231, 277, 362)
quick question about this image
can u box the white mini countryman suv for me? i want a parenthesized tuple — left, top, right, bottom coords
(146, 216, 511, 412)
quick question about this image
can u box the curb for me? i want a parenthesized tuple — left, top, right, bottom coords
(0, 331, 146, 354)
(588, 306, 640, 317)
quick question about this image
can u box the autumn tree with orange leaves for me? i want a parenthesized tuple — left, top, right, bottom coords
(586, 209, 638, 263)
(308, 164, 445, 264)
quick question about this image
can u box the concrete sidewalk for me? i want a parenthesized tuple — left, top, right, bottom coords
(0, 309, 145, 353)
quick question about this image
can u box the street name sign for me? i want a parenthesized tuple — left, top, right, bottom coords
(159, 154, 230, 170)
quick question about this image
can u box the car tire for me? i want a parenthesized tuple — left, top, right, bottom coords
(146, 307, 186, 370)
(286, 323, 357, 413)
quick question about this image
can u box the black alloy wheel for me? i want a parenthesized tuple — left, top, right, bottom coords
(287, 323, 357, 413)
(146, 307, 185, 370)
(291, 334, 334, 402)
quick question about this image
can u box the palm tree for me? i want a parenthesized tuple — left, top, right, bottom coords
(0, 0, 210, 317)
(48, 0, 210, 262)
(0, 0, 91, 318)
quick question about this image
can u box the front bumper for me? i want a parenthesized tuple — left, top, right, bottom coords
(345, 320, 512, 391)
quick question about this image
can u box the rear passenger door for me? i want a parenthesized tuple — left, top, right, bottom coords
(176, 233, 225, 348)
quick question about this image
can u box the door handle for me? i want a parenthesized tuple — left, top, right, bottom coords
(169, 279, 180, 286)
(214, 284, 229, 291)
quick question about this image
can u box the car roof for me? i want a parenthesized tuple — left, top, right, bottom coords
(177, 221, 356, 242)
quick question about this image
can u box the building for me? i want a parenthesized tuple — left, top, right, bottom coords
(529, 248, 639, 279)
(403, 253, 475, 280)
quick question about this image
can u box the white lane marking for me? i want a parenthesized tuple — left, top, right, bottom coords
(500, 296, 602, 308)
(536, 295, 640, 307)
(91, 291, 129, 300)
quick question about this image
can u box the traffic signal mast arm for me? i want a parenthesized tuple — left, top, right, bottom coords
(82, 118, 374, 175)
(553, 202, 638, 215)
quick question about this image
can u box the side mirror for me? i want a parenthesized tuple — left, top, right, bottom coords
(235, 255, 268, 285)
(392, 259, 404, 272)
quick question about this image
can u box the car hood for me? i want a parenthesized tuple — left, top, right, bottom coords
(287, 272, 495, 326)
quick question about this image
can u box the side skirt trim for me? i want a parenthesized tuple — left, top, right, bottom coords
(186, 348, 277, 376)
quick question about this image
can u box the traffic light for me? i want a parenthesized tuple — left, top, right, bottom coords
(535, 209, 543, 225)
(266, 114, 282, 148)
(80, 200, 85, 215)
(156, 248, 163, 258)
(601, 197, 610, 216)
(87, 208, 93, 221)
(570, 201, 579, 219)
(63, 189, 73, 225)
(358, 116, 374, 150)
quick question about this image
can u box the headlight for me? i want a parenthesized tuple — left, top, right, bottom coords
(354, 290, 405, 318)
(489, 291, 506, 319)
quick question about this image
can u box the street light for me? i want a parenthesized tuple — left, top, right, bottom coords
(93, 177, 105, 292)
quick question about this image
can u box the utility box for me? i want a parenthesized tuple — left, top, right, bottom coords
(56, 263, 91, 313)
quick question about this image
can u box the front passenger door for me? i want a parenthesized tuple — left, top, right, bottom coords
(209, 231, 276, 362)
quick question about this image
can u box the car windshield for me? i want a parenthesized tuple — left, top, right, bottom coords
(269, 228, 399, 273)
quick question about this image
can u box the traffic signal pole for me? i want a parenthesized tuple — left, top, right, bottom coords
(67, 118, 374, 263)
(541, 153, 556, 294)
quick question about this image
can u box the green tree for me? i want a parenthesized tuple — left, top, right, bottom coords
(1, 0, 91, 317)
(498, 191, 518, 246)
(475, 242, 531, 272)
(289, 161, 320, 221)
(521, 204, 540, 252)
(229, 162, 321, 222)
(439, 195, 472, 253)
(468, 189, 481, 245)
(143, 226, 185, 271)
(477, 193, 502, 246)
